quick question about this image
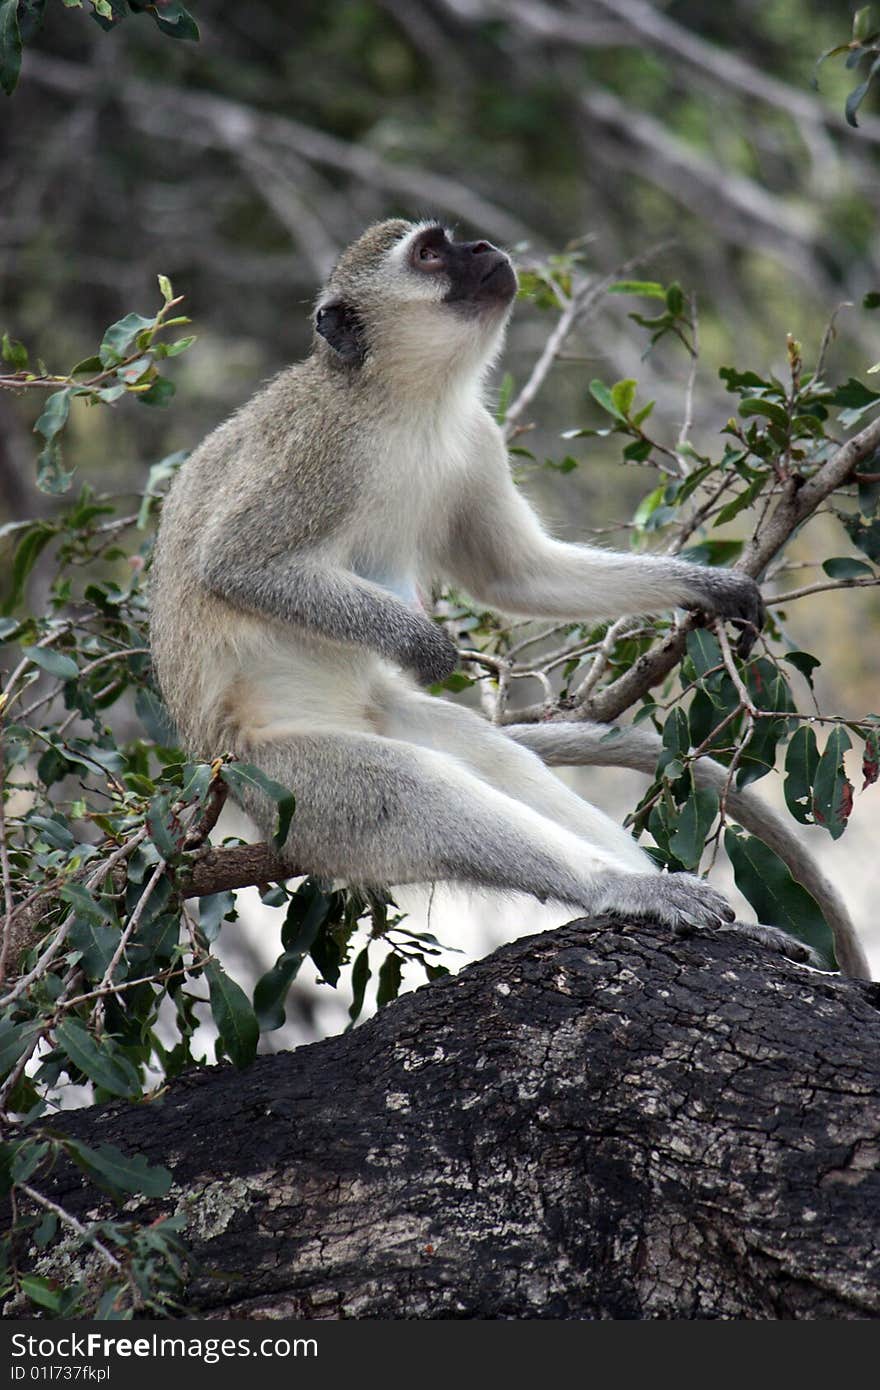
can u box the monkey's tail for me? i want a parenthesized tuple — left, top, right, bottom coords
(505, 720, 871, 980)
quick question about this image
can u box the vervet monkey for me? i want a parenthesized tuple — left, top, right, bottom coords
(150, 218, 867, 975)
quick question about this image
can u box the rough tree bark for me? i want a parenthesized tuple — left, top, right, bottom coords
(31, 918, 880, 1320)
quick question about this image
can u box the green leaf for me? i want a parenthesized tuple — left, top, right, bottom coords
(146, 792, 183, 862)
(36, 438, 75, 495)
(63, 1138, 172, 1198)
(310, 925, 341, 987)
(33, 1211, 57, 1249)
(829, 377, 880, 410)
(198, 891, 234, 943)
(68, 914, 120, 981)
(430, 671, 474, 694)
(0, 0, 22, 96)
(150, 0, 199, 40)
(10, 1139, 50, 1185)
(610, 378, 637, 419)
(853, 6, 878, 41)
(607, 280, 665, 299)
(841, 514, 880, 562)
(32, 390, 75, 494)
(20, 1276, 62, 1313)
(3, 523, 55, 612)
(55, 1019, 141, 1098)
(21, 645, 78, 681)
(685, 628, 722, 679)
(713, 474, 767, 527)
(70, 354, 103, 375)
(348, 947, 371, 1025)
(661, 706, 690, 760)
(28, 813, 75, 850)
(33, 389, 71, 442)
(719, 366, 770, 394)
(680, 539, 743, 566)
(668, 781, 719, 870)
(376, 952, 403, 1008)
(99, 312, 155, 367)
(822, 556, 874, 579)
(138, 376, 175, 407)
(781, 651, 821, 690)
(0, 1016, 40, 1080)
(157, 273, 173, 303)
(812, 728, 854, 840)
(589, 379, 626, 422)
(281, 879, 333, 953)
(783, 725, 820, 825)
(862, 726, 880, 787)
(864, 291, 880, 311)
(738, 397, 789, 428)
(1, 332, 27, 369)
(17, 0, 47, 42)
(724, 829, 835, 968)
(59, 881, 115, 925)
(846, 53, 880, 128)
(253, 951, 304, 1031)
(204, 959, 259, 1068)
(665, 282, 684, 316)
(221, 762, 295, 849)
(161, 334, 196, 357)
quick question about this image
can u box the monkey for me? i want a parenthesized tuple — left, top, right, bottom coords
(149, 217, 867, 975)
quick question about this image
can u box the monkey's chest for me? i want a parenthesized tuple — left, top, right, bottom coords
(349, 423, 468, 602)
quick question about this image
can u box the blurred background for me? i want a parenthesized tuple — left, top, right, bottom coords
(3, 0, 879, 1047)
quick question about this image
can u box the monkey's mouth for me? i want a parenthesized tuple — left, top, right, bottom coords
(445, 254, 517, 312)
(476, 256, 517, 300)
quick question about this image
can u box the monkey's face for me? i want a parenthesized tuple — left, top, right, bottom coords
(315, 219, 517, 378)
(402, 224, 518, 315)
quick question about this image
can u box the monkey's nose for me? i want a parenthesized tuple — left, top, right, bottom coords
(470, 241, 494, 255)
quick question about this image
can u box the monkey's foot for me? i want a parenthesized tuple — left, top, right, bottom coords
(712, 918, 820, 966)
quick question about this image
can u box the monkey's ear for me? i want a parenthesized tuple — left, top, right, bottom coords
(315, 300, 366, 366)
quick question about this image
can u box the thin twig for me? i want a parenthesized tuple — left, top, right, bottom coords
(90, 859, 166, 1026)
(0, 735, 15, 984)
(572, 617, 640, 704)
(0, 828, 147, 1008)
(713, 619, 758, 718)
(504, 241, 674, 433)
(675, 291, 699, 471)
(18, 1184, 123, 1273)
(767, 577, 880, 605)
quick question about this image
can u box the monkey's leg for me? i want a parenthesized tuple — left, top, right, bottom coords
(376, 684, 651, 873)
(373, 687, 812, 960)
(231, 728, 732, 930)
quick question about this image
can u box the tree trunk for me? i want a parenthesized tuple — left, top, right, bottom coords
(35, 919, 880, 1319)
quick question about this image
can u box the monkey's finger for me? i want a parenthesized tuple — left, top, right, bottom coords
(733, 619, 759, 660)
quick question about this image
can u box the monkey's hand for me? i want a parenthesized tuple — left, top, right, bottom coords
(592, 870, 815, 964)
(680, 568, 765, 659)
(402, 620, 460, 686)
(592, 871, 814, 963)
(592, 869, 735, 932)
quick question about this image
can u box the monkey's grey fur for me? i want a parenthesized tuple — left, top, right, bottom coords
(150, 218, 865, 973)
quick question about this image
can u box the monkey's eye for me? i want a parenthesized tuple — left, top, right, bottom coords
(415, 243, 444, 268)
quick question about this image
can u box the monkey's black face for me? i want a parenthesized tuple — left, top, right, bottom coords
(409, 225, 517, 312)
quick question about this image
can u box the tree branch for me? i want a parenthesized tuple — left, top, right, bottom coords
(21, 53, 535, 248)
(22, 918, 880, 1319)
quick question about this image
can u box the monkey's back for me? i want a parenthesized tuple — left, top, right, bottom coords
(149, 360, 379, 758)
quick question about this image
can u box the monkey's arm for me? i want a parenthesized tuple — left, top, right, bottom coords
(198, 546, 458, 685)
(441, 440, 764, 653)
